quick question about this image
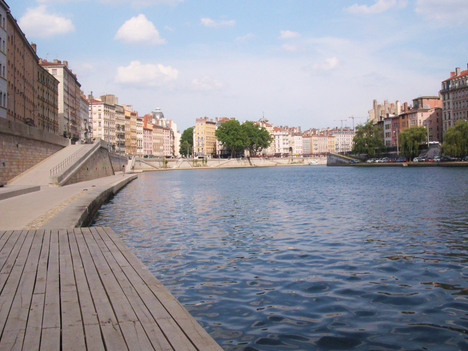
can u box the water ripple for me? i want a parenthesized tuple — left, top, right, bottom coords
(93, 166, 468, 350)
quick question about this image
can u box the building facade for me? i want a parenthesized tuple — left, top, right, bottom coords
(40, 59, 82, 141)
(0, 1, 8, 119)
(441, 65, 468, 134)
(7, 13, 37, 127)
(194, 117, 217, 157)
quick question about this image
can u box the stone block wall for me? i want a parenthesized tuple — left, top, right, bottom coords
(0, 118, 68, 182)
(63, 148, 114, 186)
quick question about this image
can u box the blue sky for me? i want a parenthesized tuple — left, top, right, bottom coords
(8, 0, 468, 132)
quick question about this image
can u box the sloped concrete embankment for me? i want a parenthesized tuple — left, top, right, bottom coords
(50, 139, 115, 186)
(42, 174, 138, 229)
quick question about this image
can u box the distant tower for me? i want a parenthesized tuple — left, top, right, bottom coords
(152, 107, 165, 126)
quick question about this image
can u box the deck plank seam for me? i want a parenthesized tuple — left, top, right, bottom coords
(99, 227, 218, 351)
(91, 227, 179, 351)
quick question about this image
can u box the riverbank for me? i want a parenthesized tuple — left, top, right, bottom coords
(0, 173, 137, 230)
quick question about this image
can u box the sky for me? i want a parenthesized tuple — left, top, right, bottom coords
(8, 0, 468, 132)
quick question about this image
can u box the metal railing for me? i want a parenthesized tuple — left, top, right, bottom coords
(50, 145, 90, 176)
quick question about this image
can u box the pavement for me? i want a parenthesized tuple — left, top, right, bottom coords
(0, 173, 137, 230)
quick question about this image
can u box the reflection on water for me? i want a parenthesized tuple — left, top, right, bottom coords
(93, 166, 468, 350)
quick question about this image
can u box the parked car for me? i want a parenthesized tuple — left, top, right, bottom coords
(464, 156, 468, 161)
(366, 158, 375, 163)
(439, 156, 450, 162)
(434, 156, 440, 162)
(426, 157, 434, 162)
(396, 157, 408, 162)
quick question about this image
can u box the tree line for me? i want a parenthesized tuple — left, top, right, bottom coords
(179, 120, 273, 157)
(352, 120, 468, 159)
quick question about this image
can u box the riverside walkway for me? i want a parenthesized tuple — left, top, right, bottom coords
(0, 154, 222, 350)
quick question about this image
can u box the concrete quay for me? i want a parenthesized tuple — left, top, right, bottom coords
(0, 173, 137, 230)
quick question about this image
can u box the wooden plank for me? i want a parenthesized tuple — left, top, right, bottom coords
(91, 227, 174, 351)
(69, 229, 104, 351)
(23, 230, 50, 351)
(0, 230, 36, 337)
(84, 227, 155, 351)
(0, 230, 27, 292)
(0, 230, 13, 252)
(74, 228, 128, 350)
(101, 227, 223, 351)
(59, 229, 86, 351)
(42, 230, 60, 329)
(0, 230, 44, 351)
(39, 327, 60, 351)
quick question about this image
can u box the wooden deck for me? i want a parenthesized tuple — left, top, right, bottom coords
(0, 227, 223, 351)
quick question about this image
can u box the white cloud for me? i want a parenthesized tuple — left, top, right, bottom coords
(345, 0, 407, 14)
(279, 30, 301, 39)
(115, 61, 178, 87)
(313, 57, 340, 71)
(115, 14, 166, 45)
(18, 5, 74, 38)
(201, 17, 236, 28)
(415, 0, 468, 23)
(192, 76, 225, 91)
(236, 33, 254, 41)
(282, 44, 299, 52)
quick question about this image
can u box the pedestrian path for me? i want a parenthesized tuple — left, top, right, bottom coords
(9, 143, 94, 187)
(0, 173, 134, 230)
(0, 227, 222, 351)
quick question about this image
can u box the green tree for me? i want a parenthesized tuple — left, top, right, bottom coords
(242, 121, 273, 156)
(179, 127, 193, 156)
(352, 122, 385, 157)
(442, 120, 468, 157)
(215, 119, 249, 157)
(399, 126, 427, 158)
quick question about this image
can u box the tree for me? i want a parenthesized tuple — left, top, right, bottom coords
(399, 126, 427, 158)
(242, 121, 273, 156)
(215, 119, 249, 157)
(352, 122, 385, 157)
(179, 127, 193, 156)
(442, 120, 468, 157)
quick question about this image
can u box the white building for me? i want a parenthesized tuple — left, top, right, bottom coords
(289, 134, 303, 156)
(273, 127, 290, 155)
(329, 128, 355, 153)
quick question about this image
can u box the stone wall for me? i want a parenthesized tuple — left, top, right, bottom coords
(109, 153, 128, 173)
(0, 118, 69, 182)
(63, 148, 114, 186)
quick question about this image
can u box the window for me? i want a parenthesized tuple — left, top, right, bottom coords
(52, 69, 57, 75)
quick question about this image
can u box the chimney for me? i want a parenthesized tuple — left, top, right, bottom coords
(403, 102, 408, 112)
(451, 72, 456, 78)
(53, 59, 58, 63)
(63, 61, 68, 67)
(396, 100, 401, 115)
(31, 43, 37, 53)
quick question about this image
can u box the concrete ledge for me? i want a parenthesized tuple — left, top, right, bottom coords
(0, 185, 41, 201)
(41, 175, 137, 229)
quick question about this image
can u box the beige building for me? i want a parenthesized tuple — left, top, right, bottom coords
(123, 106, 138, 155)
(40, 59, 82, 141)
(36, 63, 59, 134)
(194, 117, 217, 157)
(115, 104, 125, 154)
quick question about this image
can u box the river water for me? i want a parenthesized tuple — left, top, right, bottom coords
(92, 166, 468, 350)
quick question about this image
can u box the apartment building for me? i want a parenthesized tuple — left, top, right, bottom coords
(194, 117, 217, 157)
(40, 59, 82, 141)
(441, 65, 468, 134)
(273, 127, 289, 155)
(88, 97, 116, 149)
(329, 128, 355, 153)
(7, 13, 38, 127)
